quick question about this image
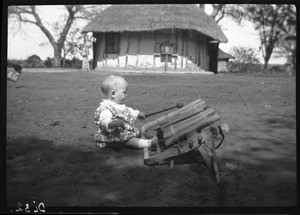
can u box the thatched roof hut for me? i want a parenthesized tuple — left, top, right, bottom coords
(218, 48, 234, 60)
(83, 4, 228, 73)
(218, 48, 234, 72)
(83, 4, 227, 43)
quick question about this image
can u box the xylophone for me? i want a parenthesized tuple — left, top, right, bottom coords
(141, 99, 230, 184)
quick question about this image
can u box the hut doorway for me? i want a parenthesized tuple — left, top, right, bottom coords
(208, 41, 219, 74)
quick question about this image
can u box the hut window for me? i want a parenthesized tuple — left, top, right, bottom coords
(161, 41, 173, 55)
(154, 43, 161, 54)
(106, 33, 119, 54)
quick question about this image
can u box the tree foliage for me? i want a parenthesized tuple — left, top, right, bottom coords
(201, 4, 296, 74)
(229, 46, 260, 64)
(227, 46, 261, 73)
(275, 6, 296, 75)
(8, 5, 106, 67)
(199, 4, 245, 24)
(245, 4, 296, 72)
(25, 54, 44, 68)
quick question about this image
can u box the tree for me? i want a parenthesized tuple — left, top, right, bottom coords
(230, 46, 260, 64)
(279, 35, 296, 75)
(276, 6, 296, 75)
(227, 46, 261, 73)
(8, 5, 106, 67)
(199, 4, 225, 23)
(199, 4, 296, 74)
(245, 4, 296, 72)
(62, 27, 84, 65)
(26, 54, 44, 68)
(199, 4, 245, 24)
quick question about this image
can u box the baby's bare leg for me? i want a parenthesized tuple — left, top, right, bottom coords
(125, 137, 141, 149)
(125, 136, 158, 149)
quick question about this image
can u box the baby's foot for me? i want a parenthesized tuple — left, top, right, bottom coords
(158, 140, 167, 151)
(148, 136, 158, 151)
(96, 142, 106, 148)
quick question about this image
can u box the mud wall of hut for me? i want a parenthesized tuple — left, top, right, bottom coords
(93, 30, 211, 71)
(218, 60, 228, 72)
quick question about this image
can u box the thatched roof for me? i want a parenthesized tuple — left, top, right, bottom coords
(82, 4, 228, 43)
(218, 48, 234, 60)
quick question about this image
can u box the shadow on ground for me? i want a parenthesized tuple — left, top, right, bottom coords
(217, 114, 296, 206)
(7, 136, 220, 208)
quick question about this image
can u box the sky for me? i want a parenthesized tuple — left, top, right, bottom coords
(7, 5, 287, 64)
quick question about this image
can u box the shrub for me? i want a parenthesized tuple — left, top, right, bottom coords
(227, 61, 263, 73)
(227, 61, 243, 73)
(7, 60, 24, 68)
(43, 57, 92, 69)
(65, 57, 82, 68)
(44, 57, 53, 68)
(267, 65, 284, 73)
(25, 55, 45, 68)
(228, 46, 261, 73)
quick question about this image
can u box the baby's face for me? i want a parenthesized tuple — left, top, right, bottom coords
(113, 79, 128, 104)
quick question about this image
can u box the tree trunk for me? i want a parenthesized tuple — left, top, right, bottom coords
(53, 48, 62, 67)
(263, 59, 269, 72)
(263, 50, 272, 72)
(210, 4, 225, 20)
(263, 42, 275, 73)
(289, 51, 296, 75)
(199, 4, 205, 10)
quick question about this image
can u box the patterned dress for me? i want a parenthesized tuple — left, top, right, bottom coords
(94, 100, 140, 148)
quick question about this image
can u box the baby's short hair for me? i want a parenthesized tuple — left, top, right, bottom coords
(101, 74, 127, 96)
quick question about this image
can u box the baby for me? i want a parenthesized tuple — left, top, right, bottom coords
(94, 74, 157, 150)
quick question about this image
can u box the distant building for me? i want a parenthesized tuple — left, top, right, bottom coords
(82, 4, 228, 73)
(218, 49, 234, 72)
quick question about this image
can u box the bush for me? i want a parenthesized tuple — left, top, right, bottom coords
(24, 55, 45, 68)
(227, 61, 243, 73)
(64, 57, 83, 68)
(228, 46, 261, 73)
(43, 56, 93, 69)
(44, 57, 53, 68)
(267, 65, 284, 73)
(44, 57, 82, 68)
(7, 60, 24, 68)
(227, 61, 263, 73)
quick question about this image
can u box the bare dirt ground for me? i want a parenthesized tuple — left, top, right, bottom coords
(5, 68, 297, 213)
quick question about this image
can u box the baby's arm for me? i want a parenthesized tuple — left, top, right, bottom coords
(99, 109, 113, 130)
(127, 107, 139, 118)
(127, 107, 145, 119)
(100, 109, 125, 130)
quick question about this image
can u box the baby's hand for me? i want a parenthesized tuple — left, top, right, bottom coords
(138, 111, 146, 119)
(108, 119, 125, 130)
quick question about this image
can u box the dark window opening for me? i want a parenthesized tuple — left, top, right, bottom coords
(106, 33, 119, 54)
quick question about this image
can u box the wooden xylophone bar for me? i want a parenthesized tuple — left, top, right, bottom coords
(154, 99, 220, 148)
(159, 100, 207, 130)
(164, 110, 220, 147)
